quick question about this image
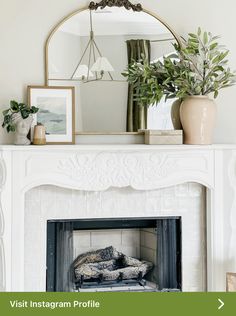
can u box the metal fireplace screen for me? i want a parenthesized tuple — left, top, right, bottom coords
(46, 217, 182, 292)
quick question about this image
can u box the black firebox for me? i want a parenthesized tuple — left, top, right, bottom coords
(46, 217, 182, 292)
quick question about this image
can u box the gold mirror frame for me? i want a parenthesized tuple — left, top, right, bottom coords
(44, 4, 181, 136)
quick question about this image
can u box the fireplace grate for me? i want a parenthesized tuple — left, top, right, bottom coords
(74, 273, 180, 292)
(75, 271, 147, 289)
(74, 278, 180, 293)
(75, 276, 147, 290)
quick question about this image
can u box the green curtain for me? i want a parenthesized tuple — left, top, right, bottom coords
(126, 39, 151, 132)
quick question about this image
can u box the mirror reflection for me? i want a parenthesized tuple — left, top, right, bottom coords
(48, 7, 178, 133)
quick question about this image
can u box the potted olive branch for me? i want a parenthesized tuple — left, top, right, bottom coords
(2, 100, 39, 145)
(123, 28, 236, 144)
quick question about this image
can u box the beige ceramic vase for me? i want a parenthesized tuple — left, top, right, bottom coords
(180, 96, 216, 145)
(171, 99, 182, 130)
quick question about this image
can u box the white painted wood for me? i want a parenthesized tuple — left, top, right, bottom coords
(0, 152, 6, 291)
(0, 144, 235, 291)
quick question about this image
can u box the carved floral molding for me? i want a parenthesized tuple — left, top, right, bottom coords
(89, 0, 143, 12)
(55, 151, 211, 190)
(21, 150, 212, 191)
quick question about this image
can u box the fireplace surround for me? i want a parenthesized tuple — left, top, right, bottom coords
(1, 144, 236, 292)
(46, 217, 182, 292)
(25, 182, 205, 291)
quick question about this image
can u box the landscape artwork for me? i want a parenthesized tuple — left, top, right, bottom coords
(36, 97, 67, 135)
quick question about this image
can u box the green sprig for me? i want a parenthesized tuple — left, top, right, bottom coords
(2, 100, 39, 133)
(122, 28, 236, 107)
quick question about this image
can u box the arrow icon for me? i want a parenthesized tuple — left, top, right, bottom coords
(218, 299, 224, 310)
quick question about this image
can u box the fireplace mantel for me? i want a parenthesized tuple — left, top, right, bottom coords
(0, 144, 236, 292)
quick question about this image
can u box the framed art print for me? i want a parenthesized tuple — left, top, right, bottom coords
(28, 86, 75, 144)
(226, 273, 236, 292)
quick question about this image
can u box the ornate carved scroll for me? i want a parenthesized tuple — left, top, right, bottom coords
(89, 0, 143, 12)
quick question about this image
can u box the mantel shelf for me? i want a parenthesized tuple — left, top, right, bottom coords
(0, 143, 236, 151)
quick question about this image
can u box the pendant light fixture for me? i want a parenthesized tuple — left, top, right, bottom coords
(71, 10, 114, 82)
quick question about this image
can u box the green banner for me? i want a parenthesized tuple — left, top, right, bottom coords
(0, 293, 235, 316)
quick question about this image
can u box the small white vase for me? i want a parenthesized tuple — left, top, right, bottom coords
(12, 113, 33, 145)
(180, 96, 216, 145)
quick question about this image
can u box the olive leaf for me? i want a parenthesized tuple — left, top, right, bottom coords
(122, 28, 236, 106)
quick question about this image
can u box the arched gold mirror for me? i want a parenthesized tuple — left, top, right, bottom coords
(45, 0, 181, 134)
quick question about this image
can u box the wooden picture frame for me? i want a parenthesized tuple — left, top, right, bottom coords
(226, 273, 236, 292)
(28, 86, 75, 144)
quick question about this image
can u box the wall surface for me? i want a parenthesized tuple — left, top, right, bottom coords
(0, 0, 236, 143)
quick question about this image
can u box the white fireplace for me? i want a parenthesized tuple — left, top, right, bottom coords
(1, 144, 236, 292)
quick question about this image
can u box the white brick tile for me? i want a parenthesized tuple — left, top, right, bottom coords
(140, 246, 155, 263)
(121, 230, 140, 246)
(142, 228, 156, 233)
(25, 187, 41, 201)
(140, 231, 156, 249)
(40, 185, 57, 201)
(91, 230, 122, 247)
(146, 197, 162, 212)
(73, 231, 91, 247)
(72, 190, 87, 213)
(162, 196, 178, 209)
(174, 183, 189, 197)
(189, 183, 203, 197)
(146, 190, 162, 198)
(73, 246, 98, 259)
(86, 191, 102, 215)
(55, 198, 72, 215)
(120, 246, 140, 258)
(40, 199, 58, 218)
(162, 187, 175, 197)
